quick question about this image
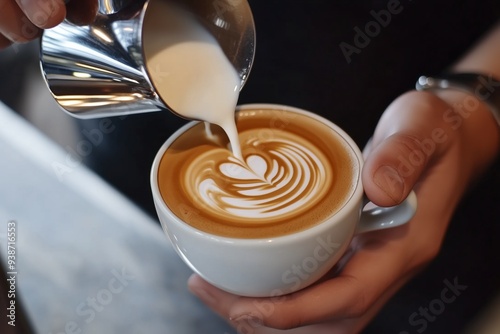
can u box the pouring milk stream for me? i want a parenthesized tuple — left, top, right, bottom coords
(144, 1, 243, 160)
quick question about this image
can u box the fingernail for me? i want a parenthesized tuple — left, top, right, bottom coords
(374, 165, 405, 203)
(230, 313, 263, 327)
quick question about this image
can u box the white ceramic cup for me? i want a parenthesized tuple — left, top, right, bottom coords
(151, 104, 417, 297)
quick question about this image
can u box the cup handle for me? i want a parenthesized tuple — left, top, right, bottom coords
(355, 191, 417, 234)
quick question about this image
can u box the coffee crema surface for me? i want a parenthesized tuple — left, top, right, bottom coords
(158, 108, 359, 238)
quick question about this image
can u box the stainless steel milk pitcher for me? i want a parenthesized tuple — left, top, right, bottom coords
(40, 0, 255, 118)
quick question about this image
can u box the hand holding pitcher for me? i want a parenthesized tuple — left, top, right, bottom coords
(0, 0, 98, 48)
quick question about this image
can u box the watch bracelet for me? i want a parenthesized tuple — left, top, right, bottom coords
(415, 72, 500, 127)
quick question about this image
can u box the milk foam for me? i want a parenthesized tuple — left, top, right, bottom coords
(144, 1, 243, 159)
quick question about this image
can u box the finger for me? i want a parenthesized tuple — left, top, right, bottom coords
(188, 274, 287, 333)
(188, 274, 242, 322)
(65, 0, 98, 26)
(14, 0, 66, 29)
(0, 0, 40, 42)
(362, 91, 454, 207)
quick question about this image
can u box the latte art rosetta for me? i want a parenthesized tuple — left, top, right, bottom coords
(185, 129, 332, 223)
(159, 108, 358, 238)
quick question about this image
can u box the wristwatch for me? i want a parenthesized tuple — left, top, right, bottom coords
(415, 73, 500, 126)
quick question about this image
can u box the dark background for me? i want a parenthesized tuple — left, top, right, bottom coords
(1, 0, 499, 333)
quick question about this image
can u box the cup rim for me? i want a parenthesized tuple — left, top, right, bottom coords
(150, 103, 364, 244)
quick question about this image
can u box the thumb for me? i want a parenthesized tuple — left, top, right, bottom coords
(361, 91, 452, 207)
(362, 133, 430, 207)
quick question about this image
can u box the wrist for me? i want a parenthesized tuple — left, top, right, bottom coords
(430, 89, 500, 176)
